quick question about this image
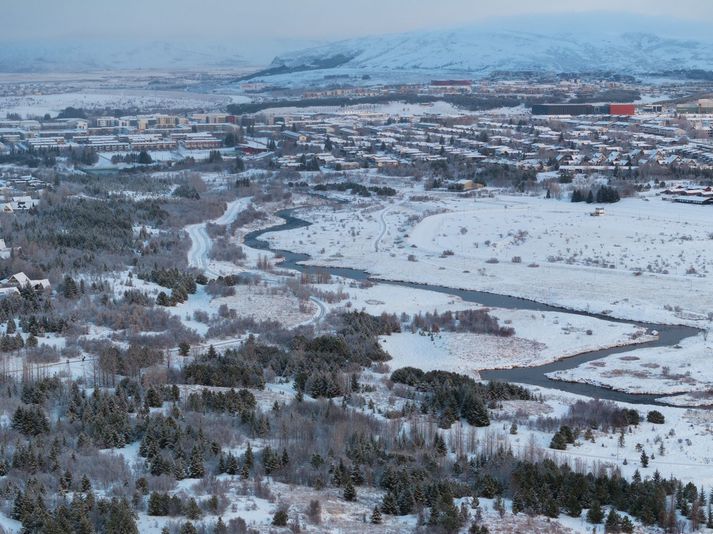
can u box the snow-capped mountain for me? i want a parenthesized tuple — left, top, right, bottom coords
(251, 13, 713, 83)
(270, 32, 713, 74)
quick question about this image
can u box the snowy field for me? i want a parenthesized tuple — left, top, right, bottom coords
(259, 100, 466, 117)
(0, 89, 246, 117)
(264, 191, 713, 327)
(380, 308, 651, 375)
(548, 332, 713, 397)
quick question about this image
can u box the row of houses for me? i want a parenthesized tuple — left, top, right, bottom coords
(264, 105, 712, 178)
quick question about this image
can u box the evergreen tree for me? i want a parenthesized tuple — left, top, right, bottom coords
(646, 410, 665, 424)
(244, 442, 254, 469)
(148, 493, 167, 516)
(188, 446, 205, 478)
(434, 434, 447, 456)
(620, 516, 634, 533)
(549, 431, 567, 450)
(640, 450, 649, 468)
(605, 509, 621, 532)
(398, 488, 415, 514)
(371, 505, 382, 524)
(343, 480, 357, 501)
(137, 151, 153, 165)
(214, 517, 228, 534)
(272, 509, 288, 526)
(461, 394, 489, 426)
(63, 276, 79, 299)
(587, 501, 604, 524)
(104, 498, 138, 534)
(350, 464, 364, 485)
(382, 492, 399, 515)
(185, 498, 202, 520)
(565, 492, 582, 517)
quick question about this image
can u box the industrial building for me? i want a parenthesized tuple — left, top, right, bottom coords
(532, 103, 635, 116)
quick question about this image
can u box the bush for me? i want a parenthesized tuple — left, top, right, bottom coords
(272, 509, 288, 526)
(646, 410, 665, 424)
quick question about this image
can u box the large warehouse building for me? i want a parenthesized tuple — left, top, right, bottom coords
(532, 103, 636, 116)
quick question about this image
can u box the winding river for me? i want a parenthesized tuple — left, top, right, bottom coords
(245, 209, 701, 406)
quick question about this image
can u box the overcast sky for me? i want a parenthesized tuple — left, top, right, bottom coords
(4, 0, 713, 42)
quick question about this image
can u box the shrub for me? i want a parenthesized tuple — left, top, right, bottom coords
(272, 509, 288, 526)
(646, 410, 665, 424)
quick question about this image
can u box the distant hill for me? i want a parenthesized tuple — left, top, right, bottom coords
(243, 13, 713, 85)
(0, 40, 250, 72)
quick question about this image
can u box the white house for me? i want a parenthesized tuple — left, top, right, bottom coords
(3, 272, 51, 291)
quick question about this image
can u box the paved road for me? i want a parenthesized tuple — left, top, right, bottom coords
(308, 296, 327, 324)
(374, 207, 389, 253)
(186, 198, 250, 277)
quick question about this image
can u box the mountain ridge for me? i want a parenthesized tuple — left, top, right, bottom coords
(246, 13, 713, 85)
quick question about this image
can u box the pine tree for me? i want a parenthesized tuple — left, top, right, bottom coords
(461, 395, 489, 426)
(544, 497, 559, 518)
(350, 464, 364, 485)
(640, 450, 649, 468)
(63, 276, 79, 299)
(382, 492, 399, 515)
(262, 446, 279, 475)
(587, 501, 604, 524)
(244, 442, 254, 469)
(565, 492, 582, 518)
(434, 434, 447, 456)
(605, 509, 621, 532)
(398, 488, 415, 514)
(105, 498, 139, 534)
(185, 498, 202, 520)
(214, 517, 228, 534)
(550, 431, 567, 450)
(414, 485, 426, 505)
(189, 446, 205, 478)
(371, 506, 382, 524)
(148, 492, 167, 516)
(272, 509, 288, 526)
(343, 480, 357, 501)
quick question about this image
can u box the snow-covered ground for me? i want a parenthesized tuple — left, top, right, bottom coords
(381, 308, 651, 376)
(263, 191, 713, 327)
(496, 386, 713, 490)
(548, 332, 713, 397)
(259, 100, 466, 117)
(0, 89, 240, 118)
